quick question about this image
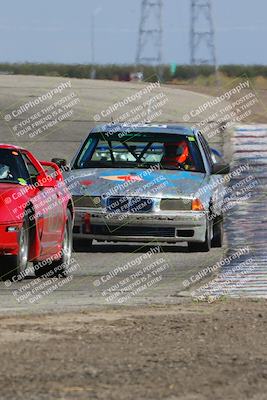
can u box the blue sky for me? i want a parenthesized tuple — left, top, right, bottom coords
(0, 0, 266, 65)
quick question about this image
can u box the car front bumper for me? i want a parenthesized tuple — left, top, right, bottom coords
(73, 208, 208, 243)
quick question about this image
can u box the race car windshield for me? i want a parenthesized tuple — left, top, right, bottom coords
(74, 132, 205, 172)
(0, 149, 30, 184)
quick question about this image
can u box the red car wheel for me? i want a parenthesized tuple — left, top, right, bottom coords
(0, 217, 30, 281)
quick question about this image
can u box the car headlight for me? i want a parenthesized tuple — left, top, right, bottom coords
(73, 195, 102, 208)
(160, 198, 192, 211)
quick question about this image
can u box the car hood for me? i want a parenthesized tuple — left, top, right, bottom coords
(0, 183, 25, 200)
(65, 168, 207, 199)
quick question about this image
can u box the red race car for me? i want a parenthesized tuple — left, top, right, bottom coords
(0, 144, 74, 281)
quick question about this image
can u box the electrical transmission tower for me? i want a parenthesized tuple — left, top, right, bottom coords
(190, 0, 217, 67)
(136, 0, 163, 65)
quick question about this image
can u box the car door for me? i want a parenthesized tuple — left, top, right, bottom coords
(39, 161, 67, 243)
(21, 151, 64, 256)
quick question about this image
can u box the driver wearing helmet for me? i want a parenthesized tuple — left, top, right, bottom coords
(161, 140, 193, 169)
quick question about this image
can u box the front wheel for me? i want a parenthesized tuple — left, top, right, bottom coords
(211, 216, 223, 248)
(0, 217, 30, 281)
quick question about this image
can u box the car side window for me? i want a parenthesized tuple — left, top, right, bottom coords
(22, 153, 39, 184)
(198, 133, 213, 168)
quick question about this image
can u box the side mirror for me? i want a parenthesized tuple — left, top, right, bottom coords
(37, 174, 57, 188)
(211, 163, 230, 175)
(51, 158, 69, 171)
(40, 161, 63, 182)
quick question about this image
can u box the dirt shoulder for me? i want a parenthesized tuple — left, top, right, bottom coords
(0, 299, 266, 400)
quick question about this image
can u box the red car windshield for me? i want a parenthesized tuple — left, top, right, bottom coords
(0, 149, 30, 184)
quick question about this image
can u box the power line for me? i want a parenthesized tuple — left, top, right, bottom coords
(136, 0, 163, 66)
(190, 0, 217, 67)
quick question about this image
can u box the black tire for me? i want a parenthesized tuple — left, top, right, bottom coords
(73, 238, 93, 252)
(188, 219, 211, 252)
(0, 217, 30, 281)
(34, 209, 73, 278)
(211, 216, 223, 248)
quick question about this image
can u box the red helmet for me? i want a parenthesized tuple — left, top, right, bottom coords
(163, 141, 189, 164)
